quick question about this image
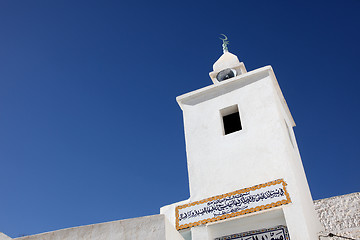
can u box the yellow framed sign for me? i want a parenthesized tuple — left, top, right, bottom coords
(175, 179, 291, 230)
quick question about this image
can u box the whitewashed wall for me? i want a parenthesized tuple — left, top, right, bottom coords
(175, 65, 322, 240)
(0, 233, 12, 240)
(12, 214, 184, 240)
(315, 192, 360, 240)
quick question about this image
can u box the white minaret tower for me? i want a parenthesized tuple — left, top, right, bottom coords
(161, 36, 322, 240)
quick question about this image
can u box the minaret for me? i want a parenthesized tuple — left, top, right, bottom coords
(161, 36, 322, 240)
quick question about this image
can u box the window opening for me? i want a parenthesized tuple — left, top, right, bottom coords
(221, 105, 242, 135)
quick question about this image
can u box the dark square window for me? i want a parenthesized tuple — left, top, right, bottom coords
(223, 112, 242, 135)
(221, 105, 242, 135)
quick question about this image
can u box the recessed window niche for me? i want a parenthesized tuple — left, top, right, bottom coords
(209, 209, 287, 240)
(220, 105, 242, 135)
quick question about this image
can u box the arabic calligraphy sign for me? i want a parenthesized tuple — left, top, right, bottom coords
(175, 179, 291, 230)
(215, 225, 290, 240)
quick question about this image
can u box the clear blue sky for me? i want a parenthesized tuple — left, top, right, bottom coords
(0, 0, 359, 238)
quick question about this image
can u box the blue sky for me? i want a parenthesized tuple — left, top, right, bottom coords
(0, 0, 359, 238)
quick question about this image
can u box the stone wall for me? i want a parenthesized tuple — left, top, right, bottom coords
(314, 192, 360, 240)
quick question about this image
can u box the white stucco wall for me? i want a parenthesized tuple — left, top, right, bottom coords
(165, 218, 185, 240)
(315, 192, 360, 240)
(161, 199, 190, 227)
(177, 67, 298, 201)
(0, 233, 12, 240)
(2, 193, 357, 240)
(173, 65, 322, 239)
(13, 214, 183, 240)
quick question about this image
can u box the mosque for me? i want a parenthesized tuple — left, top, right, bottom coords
(1, 39, 358, 240)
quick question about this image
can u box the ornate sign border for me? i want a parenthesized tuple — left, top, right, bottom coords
(215, 225, 290, 240)
(175, 179, 291, 230)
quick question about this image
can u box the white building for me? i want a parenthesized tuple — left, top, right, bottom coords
(1, 43, 358, 240)
(161, 44, 322, 240)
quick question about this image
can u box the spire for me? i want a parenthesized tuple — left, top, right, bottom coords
(208, 35, 247, 84)
(219, 34, 229, 53)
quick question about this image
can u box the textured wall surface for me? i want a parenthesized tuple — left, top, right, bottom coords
(314, 192, 360, 240)
(1, 193, 359, 240)
(0, 233, 12, 240)
(13, 214, 184, 240)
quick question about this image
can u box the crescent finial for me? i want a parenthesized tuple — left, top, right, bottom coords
(219, 34, 229, 53)
(219, 34, 228, 41)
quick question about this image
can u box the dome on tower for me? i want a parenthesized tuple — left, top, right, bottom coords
(209, 51, 247, 84)
(212, 51, 240, 72)
(209, 35, 247, 84)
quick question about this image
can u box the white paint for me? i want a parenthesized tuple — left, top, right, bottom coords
(165, 217, 186, 240)
(209, 51, 247, 84)
(162, 51, 322, 239)
(14, 214, 184, 240)
(314, 192, 360, 240)
(161, 199, 190, 227)
(191, 225, 209, 240)
(0, 233, 12, 240)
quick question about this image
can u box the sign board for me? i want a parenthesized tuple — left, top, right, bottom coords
(175, 179, 291, 230)
(215, 225, 290, 240)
